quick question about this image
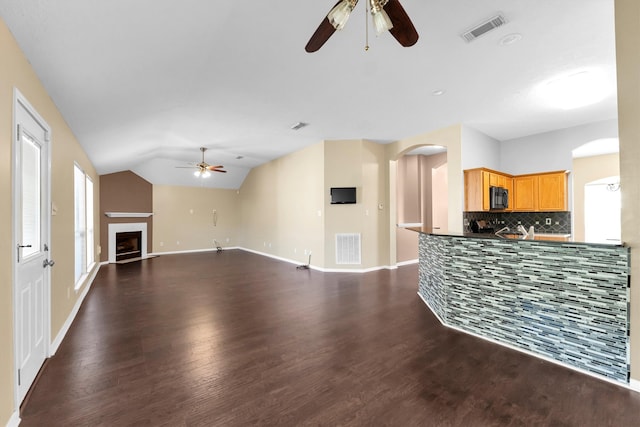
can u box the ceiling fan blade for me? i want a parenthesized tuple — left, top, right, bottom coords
(384, 0, 419, 47)
(175, 166, 197, 169)
(212, 169, 227, 173)
(206, 165, 224, 170)
(305, 1, 342, 52)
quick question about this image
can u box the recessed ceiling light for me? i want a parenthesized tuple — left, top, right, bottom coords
(499, 33, 522, 46)
(432, 90, 445, 96)
(290, 122, 308, 130)
(537, 69, 609, 110)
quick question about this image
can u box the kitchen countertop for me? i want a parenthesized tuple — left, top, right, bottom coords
(406, 226, 623, 247)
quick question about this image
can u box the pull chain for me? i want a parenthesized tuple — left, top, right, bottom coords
(365, 0, 370, 51)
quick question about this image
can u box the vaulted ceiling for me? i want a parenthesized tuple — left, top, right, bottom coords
(0, 0, 617, 188)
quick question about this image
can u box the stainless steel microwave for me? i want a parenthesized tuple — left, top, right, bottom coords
(490, 186, 509, 209)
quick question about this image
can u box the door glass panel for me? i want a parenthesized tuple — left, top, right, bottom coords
(21, 131, 41, 259)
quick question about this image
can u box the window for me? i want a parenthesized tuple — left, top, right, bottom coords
(74, 164, 94, 287)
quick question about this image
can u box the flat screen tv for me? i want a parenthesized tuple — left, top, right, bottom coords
(330, 187, 356, 204)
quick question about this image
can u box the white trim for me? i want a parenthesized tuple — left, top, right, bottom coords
(104, 212, 153, 218)
(150, 247, 238, 256)
(417, 292, 638, 393)
(396, 258, 419, 267)
(237, 247, 398, 272)
(108, 223, 147, 263)
(397, 223, 422, 227)
(50, 264, 100, 355)
(151, 246, 404, 273)
(6, 410, 21, 427)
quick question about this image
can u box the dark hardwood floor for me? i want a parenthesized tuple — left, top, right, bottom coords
(20, 250, 640, 426)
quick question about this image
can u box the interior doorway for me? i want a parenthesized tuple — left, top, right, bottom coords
(395, 146, 447, 263)
(585, 177, 621, 244)
(571, 139, 619, 242)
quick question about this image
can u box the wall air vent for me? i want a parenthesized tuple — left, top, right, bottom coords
(461, 14, 507, 42)
(336, 233, 361, 265)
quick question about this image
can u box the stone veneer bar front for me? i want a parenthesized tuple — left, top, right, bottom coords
(417, 232, 630, 384)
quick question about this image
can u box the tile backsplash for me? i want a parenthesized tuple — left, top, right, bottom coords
(463, 211, 571, 234)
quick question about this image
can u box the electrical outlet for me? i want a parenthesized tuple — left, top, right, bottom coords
(226, 238, 229, 242)
(160, 241, 164, 247)
(176, 241, 180, 245)
(545, 218, 552, 225)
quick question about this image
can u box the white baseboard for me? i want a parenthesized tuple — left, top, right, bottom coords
(417, 292, 639, 393)
(149, 247, 238, 256)
(6, 410, 20, 427)
(396, 258, 419, 267)
(50, 263, 100, 355)
(237, 247, 401, 273)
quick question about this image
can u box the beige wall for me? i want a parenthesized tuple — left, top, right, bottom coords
(153, 185, 240, 253)
(0, 18, 100, 423)
(615, 0, 640, 382)
(323, 140, 389, 269)
(572, 154, 620, 242)
(239, 142, 325, 266)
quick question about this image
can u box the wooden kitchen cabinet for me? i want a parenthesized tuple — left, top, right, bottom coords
(538, 171, 568, 211)
(513, 175, 538, 211)
(465, 168, 567, 212)
(512, 171, 568, 212)
(464, 168, 512, 212)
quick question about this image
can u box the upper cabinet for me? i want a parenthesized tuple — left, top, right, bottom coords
(510, 171, 569, 211)
(464, 168, 513, 212)
(537, 171, 569, 211)
(512, 175, 538, 211)
(465, 168, 568, 212)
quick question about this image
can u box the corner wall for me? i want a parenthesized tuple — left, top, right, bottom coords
(239, 142, 326, 267)
(0, 18, 100, 424)
(100, 171, 153, 261)
(615, 0, 640, 384)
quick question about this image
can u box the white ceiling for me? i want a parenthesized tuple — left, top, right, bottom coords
(0, 0, 617, 189)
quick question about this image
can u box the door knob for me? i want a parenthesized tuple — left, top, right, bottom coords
(42, 259, 55, 268)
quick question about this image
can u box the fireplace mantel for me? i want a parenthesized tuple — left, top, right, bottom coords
(104, 212, 153, 218)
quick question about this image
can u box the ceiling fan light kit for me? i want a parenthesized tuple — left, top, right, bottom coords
(176, 146, 227, 178)
(305, 0, 418, 52)
(370, 0, 393, 35)
(328, 0, 358, 30)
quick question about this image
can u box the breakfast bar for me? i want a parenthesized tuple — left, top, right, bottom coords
(415, 229, 630, 384)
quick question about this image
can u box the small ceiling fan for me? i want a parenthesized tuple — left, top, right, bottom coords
(305, 0, 419, 53)
(176, 147, 227, 178)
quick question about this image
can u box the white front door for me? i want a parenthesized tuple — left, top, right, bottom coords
(13, 91, 51, 404)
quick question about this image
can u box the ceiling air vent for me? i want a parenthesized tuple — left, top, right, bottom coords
(461, 14, 507, 42)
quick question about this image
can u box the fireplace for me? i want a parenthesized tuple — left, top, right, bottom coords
(108, 223, 148, 263)
(115, 231, 142, 261)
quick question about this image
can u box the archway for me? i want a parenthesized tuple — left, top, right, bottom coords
(571, 138, 619, 242)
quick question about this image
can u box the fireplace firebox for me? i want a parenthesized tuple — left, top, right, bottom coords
(115, 231, 142, 261)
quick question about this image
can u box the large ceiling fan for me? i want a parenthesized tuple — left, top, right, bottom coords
(176, 147, 227, 178)
(305, 0, 419, 52)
